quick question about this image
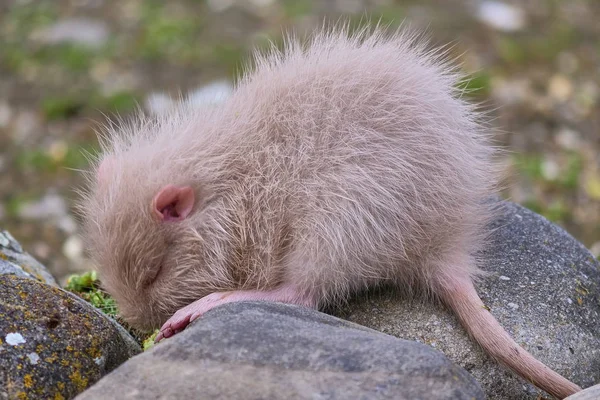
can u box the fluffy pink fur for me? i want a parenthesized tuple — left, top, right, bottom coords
(78, 24, 580, 398)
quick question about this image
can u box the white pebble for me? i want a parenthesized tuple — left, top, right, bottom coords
(27, 352, 40, 364)
(555, 127, 581, 151)
(6, 332, 26, 346)
(0, 101, 12, 128)
(541, 158, 559, 181)
(19, 192, 68, 220)
(187, 80, 233, 108)
(507, 302, 519, 310)
(548, 74, 573, 102)
(37, 18, 109, 48)
(57, 215, 78, 235)
(63, 236, 84, 261)
(145, 92, 175, 116)
(476, 1, 525, 32)
(499, 275, 511, 281)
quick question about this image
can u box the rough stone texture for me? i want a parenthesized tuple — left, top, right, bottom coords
(76, 301, 484, 400)
(0, 229, 142, 399)
(0, 230, 57, 286)
(565, 383, 600, 400)
(0, 275, 141, 400)
(333, 201, 600, 399)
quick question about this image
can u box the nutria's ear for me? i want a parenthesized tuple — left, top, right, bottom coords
(152, 185, 195, 222)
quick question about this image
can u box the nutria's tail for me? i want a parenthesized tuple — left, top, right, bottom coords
(437, 276, 581, 399)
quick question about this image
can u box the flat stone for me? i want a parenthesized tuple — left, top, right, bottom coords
(333, 201, 600, 399)
(76, 301, 484, 400)
(0, 275, 141, 399)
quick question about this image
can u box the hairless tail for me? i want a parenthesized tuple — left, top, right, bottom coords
(437, 275, 581, 399)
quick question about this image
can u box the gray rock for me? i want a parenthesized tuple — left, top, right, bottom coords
(0, 231, 142, 399)
(76, 301, 484, 400)
(566, 383, 600, 399)
(36, 18, 109, 48)
(333, 201, 600, 399)
(0, 230, 57, 286)
(0, 275, 141, 400)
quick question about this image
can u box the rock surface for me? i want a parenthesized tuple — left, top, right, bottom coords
(0, 231, 142, 400)
(565, 383, 600, 400)
(76, 301, 485, 400)
(0, 230, 57, 286)
(334, 201, 600, 399)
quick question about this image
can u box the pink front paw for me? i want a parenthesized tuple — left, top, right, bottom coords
(155, 292, 231, 343)
(154, 285, 315, 343)
(155, 310, 191, 343)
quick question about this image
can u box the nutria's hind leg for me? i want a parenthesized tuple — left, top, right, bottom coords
(155, 284, 316, 343)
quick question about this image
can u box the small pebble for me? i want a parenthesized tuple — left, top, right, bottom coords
(36, 18, 109, 48)
(548, 74, 573, 102)
(499, 275, 511, 281)
(187, 80, 233, 108)
(6, 333, 26, 346)
(555, 127, 581, 151)
(0, 101, 12, 128)
(145, 92, 175, 116)
(63, 236, 84, 261)
(541, 158, 559, 181)
(19, 193, 68, 220)
(476, 1, 525, 32)
(27, 353, 40, 365)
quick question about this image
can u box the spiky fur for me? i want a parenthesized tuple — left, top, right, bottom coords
(77, 24, 580, 398)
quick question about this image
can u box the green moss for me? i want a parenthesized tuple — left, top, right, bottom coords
(138, 2, 203, 62)
(281, 0, 313, 18)
(16, 149, 54, 172)
(457, 71, 491, 97)
(36, 44, 96, 72)
(15, 142, 96, 173)
(497, 37, 528, 65)
(524, 198, 570, 224)
(496, 23, 577, 67)
(3, 1, 58, 33)
(543, 199, 570, 223)
(513, 153, 544, 180)
(514, 151, 583, 189)
(559, 152, 583, 189)
(212, 43, 245, 76)
(41, 96, 83, 121)
(5, 194, 36, 218)
(62, 144, 98, 170)
(65, 272, 118, 317)
(142, 330, 159, 351)
(89, 91, 139, 115)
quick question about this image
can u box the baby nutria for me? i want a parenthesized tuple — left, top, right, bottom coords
(78, 25, 581, 398)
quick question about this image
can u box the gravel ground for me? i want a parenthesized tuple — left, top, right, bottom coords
(0, 0, 598, 283)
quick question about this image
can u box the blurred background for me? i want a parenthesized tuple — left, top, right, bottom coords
(0, 0, 599, 285)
